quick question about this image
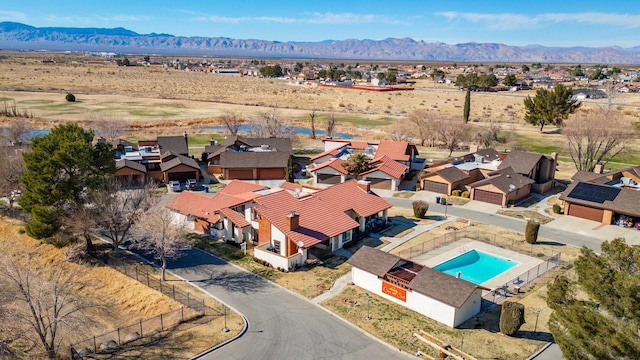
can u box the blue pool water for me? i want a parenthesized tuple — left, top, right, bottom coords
(433, 250, 518, 285)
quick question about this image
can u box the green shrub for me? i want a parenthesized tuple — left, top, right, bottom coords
(65, 93, 76, 102)
(452, 189, 462, 197)
(412, 200, 429, 218)
(461, 191, 470, 198)
(552, 204, 561, 214)
(500, 301, 525, 336)
(525, 220, 540, 244)
(218, 175, 225, 180)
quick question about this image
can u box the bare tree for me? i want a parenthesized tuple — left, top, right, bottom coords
(88, 113, 128, 143)
(93, 179, 156, 255)
(0, 146, 27, 209)
(326, 113, 336, 138)
(131, 203, 190, 281)
(388, 120, 413, 142)
(564, 110, 635, 172)
(250, 107, 293, 138)
(220, 111, 246, 136)
(474, 123, 501, 148)
(436, 117, 468, 156)
(0, 254, 96, 359)
(407, 109, 439, 146)
(1, 119, 33, 146)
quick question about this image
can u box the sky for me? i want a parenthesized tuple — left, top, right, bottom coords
(2, 1, 640, 48)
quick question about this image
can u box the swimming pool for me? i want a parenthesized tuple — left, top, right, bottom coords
(433, 249, 518, 285)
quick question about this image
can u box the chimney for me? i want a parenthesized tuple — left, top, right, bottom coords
(184, 131, 188, 151)
(594, 163, 604, 174)
(287, 210, 299, 230)
(357, 180, 371, 193)
(210, 138, 216, 146)
(550, 151, 558, 163)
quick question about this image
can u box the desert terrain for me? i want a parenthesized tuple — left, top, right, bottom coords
(1, 51, 639, 174)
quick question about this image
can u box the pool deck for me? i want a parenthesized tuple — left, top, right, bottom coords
(416, 239, 545, 290)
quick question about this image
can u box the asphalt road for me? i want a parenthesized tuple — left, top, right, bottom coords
(164, 248, 408, 360)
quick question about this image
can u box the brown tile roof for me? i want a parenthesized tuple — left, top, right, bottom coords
(349, 247, 482, 308)
(347, 246, 401, 277)
(437, 166, 470, 183)
(373, 140, 413, 162)
(159, 154, 200, 172)
(219, 180, 268, 196)
(309, 158, 349, 175)
(115, 159, 146, 173)
(498, 151, 546, 175)
(362, 155, 408, 179)
(165, 191, 220, 223)
(157, 135, 188, 156)
(220, 208, 250, 227)
(255, 180, 391, 247)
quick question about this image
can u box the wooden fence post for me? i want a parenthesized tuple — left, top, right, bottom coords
(117, 327, 121, 345)
(135, 266, 139, 281)
(172, 285, 176, 299)
(94, 336, 97, 353)
(180, 306, 184, 321)
(146, 272, 150, 287)
(160, 313, 164, 331)
(187, 292, 190, 308)
(202, 299, 205, 315)
(140, 319, 143, 337)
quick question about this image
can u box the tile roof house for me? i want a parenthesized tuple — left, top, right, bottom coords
(348, 246, 485, 327)
(309, 158, 349, 185)
(165, 180, 268, 241)
(559, 165, 640, 226)
(253, 180, 392, 270)
(204, 136, 292, 180)
(311, 138, 422, 190)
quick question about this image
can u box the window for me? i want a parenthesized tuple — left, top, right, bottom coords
(273, 240, 281, 254)
(343, 230, 352, 243)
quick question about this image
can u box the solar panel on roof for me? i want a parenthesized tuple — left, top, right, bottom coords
(568, 182, 621, 204)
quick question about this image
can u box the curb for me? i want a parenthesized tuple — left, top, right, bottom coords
(526, 341, 555, 360)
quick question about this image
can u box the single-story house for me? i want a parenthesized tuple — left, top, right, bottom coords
(468, 167, 534, 207)
(421, 166, 471, 194)
(348, 246, 485, 328)
(253, 180, 391, 270)
(309, 158, 349, 185)
(560, 166, 640, 226)
(115, 159, 147, 186)
(360, 155, 409, 190)
(205, 136, 292, 180)
(498, 151, 557, 194)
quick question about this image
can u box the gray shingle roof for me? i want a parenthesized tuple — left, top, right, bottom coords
(408, 267, 480, 308)
(220, 151, 290, 169)
(470, 167, 534, 193)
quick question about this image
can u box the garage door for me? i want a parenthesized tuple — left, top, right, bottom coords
(228, 169, 254, 179)
(568, 204, 604, 222)
(317, 173, 341, 184)
(168, 171, 197, 182)
(258, 168, 285, 179)
(422, 180, 448, 194)
(367, 177, 393, 190)
(474, 189, 503, 206)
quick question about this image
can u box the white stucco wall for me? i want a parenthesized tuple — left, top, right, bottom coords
(270, 224, 287, 257)
(170, 212, 194, 230)
(362, 170, 398, 190)
(312, 154, 335, 166)
(351, 267, 478, 328)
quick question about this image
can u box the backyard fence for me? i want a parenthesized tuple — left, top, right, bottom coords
(100, 251, 206, 314)
(393, 227, 562, 309)
(70, 307, 190, 359)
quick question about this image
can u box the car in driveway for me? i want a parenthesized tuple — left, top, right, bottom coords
(186, 179, 198, 191)
(169, 180, 182, 192)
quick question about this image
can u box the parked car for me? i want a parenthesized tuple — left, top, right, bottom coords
(186, 179, 198, 190)
(169, 180, 181, 192)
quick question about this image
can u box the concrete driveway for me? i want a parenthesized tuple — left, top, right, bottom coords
(164, 248, 408, 360)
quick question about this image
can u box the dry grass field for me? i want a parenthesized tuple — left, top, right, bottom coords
(0, 217, 240, 358)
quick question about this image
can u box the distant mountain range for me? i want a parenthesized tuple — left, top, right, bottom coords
(2, 21, 640, 64)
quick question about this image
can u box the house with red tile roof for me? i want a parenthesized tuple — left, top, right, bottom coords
(311, 138, 422, 190)
(253, 180, 392, 270)
(165, 180, 268, 242)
